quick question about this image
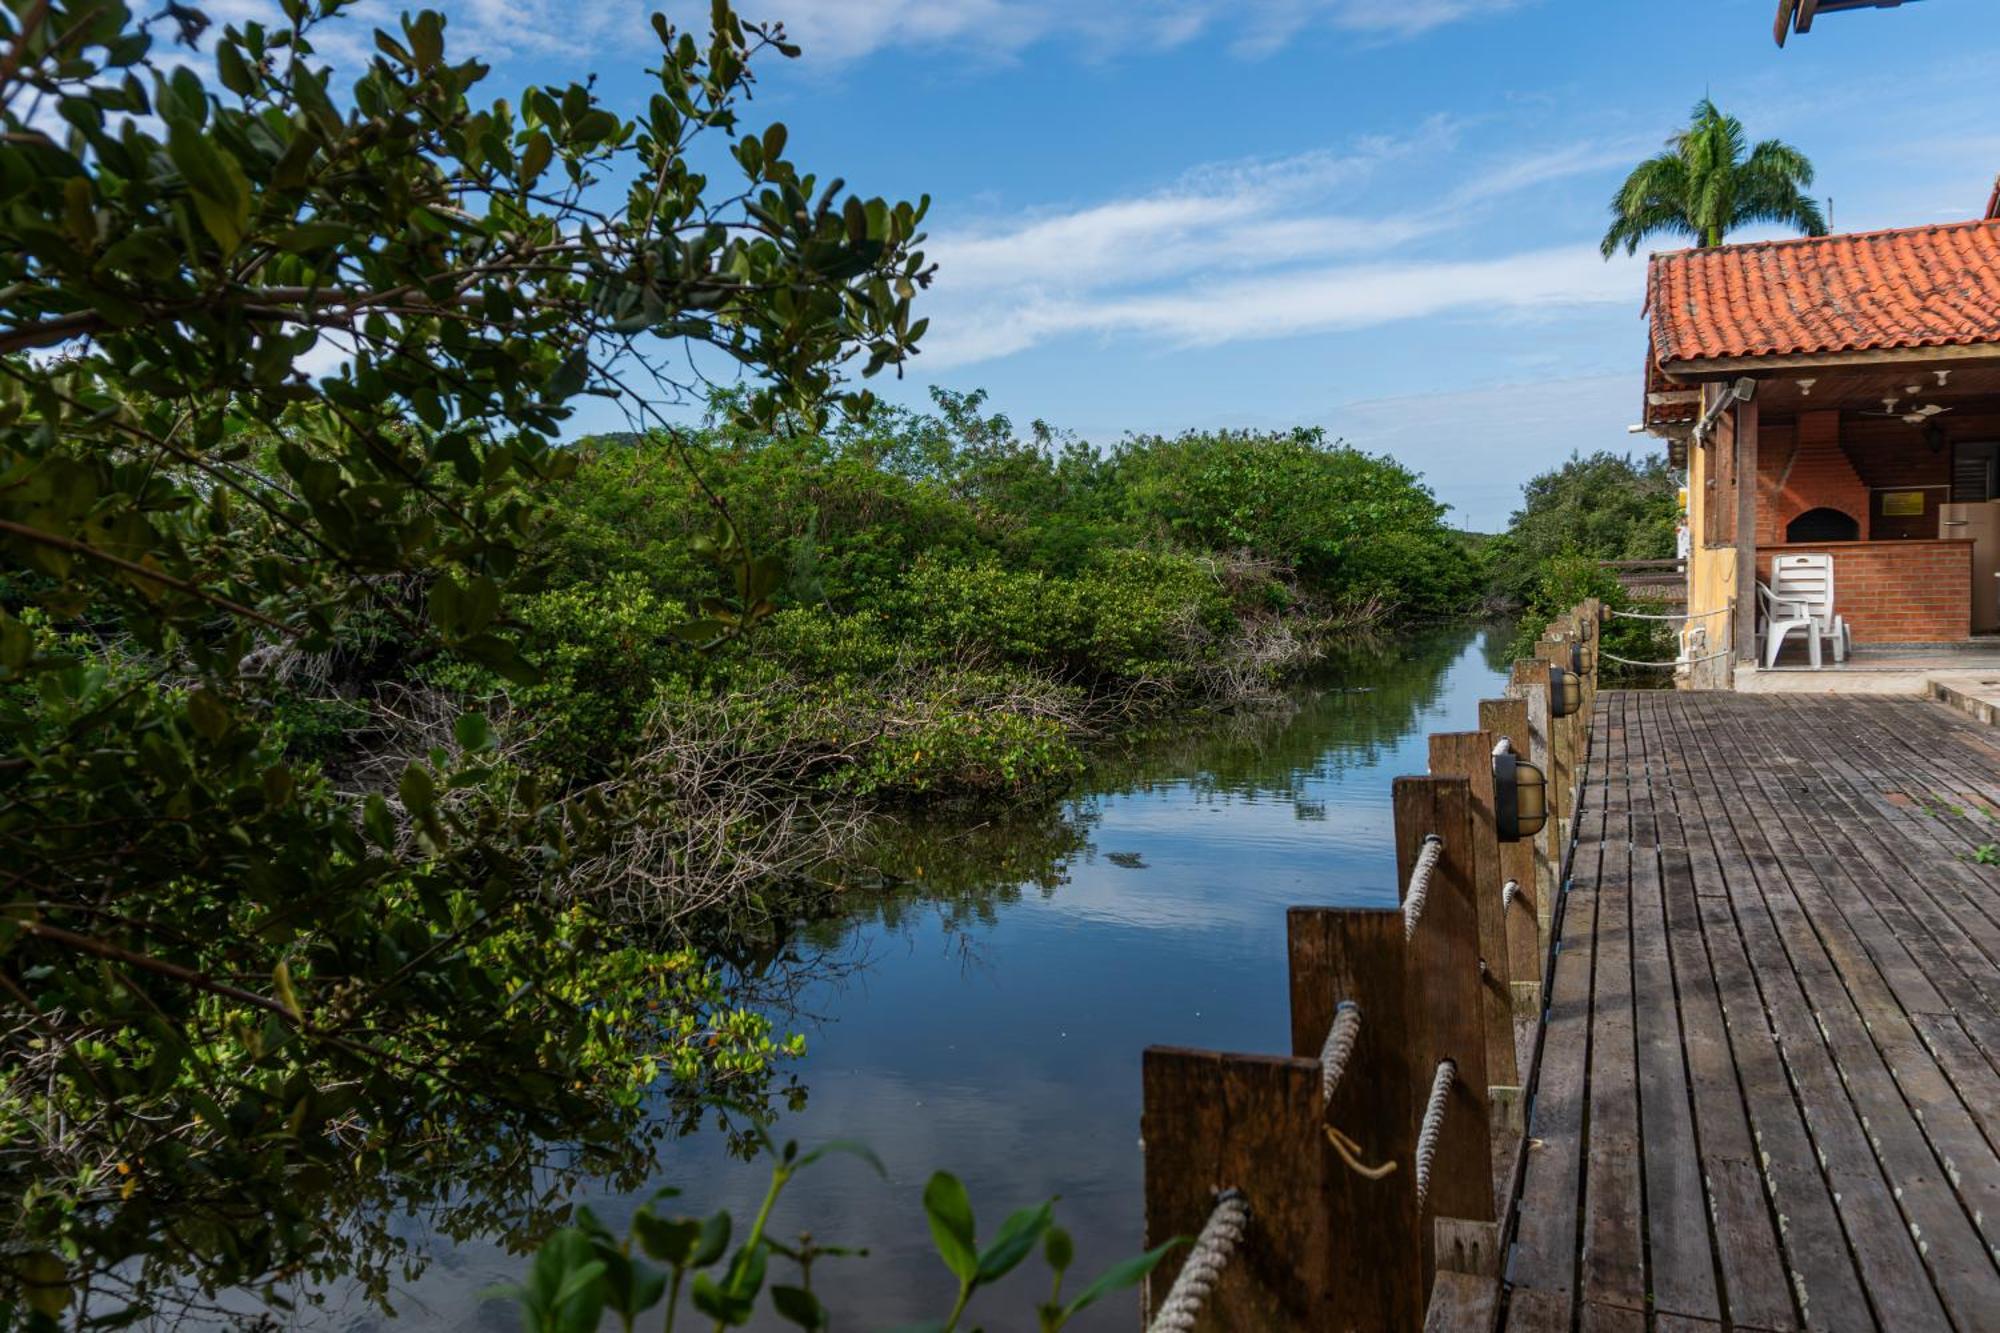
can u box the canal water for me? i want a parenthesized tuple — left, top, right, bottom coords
(357, 621, 1518, 1331)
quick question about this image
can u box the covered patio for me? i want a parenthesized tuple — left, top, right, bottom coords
(1644, 206, 2000, 691)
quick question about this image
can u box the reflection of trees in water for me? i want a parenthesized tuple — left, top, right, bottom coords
(1479, 616, 1525, 674)
(756, 808, 1103, 980)
(1081, 622, 1486, 805)
(763, 623, 1489, 966)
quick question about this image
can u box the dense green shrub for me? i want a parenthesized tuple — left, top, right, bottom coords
(1493, 451, 1678, 603)
(1112, 426, 1479, 615)
(463, 392, 1485, 806)
(1512, 552, 1678, 682)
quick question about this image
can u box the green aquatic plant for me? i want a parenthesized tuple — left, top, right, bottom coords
(496, 1126, 1181, 1333)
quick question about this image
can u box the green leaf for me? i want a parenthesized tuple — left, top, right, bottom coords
(976, 1201, 1052, 1283)
(271, 960, 303, 1022)
(0, 613, 35, 670)
(1062, 1240, 1186, 1318)
(794, 1138, 885, 1175)
(549, 345, 589, 399)
(186, 688, 231, 742)
(452, 711, 495, 752)
(720, 1239, 766, 1298)
(273, 222, 351, 252)
(922, 1171, 978, 1283)
(398, 762, 436, 815)
(690, 1210, 731, 1267)
(407, 10, 443, 67)
(362, 793, 397, 850)
(770, 1284, 825, 1329)
(215, 42, 254, 95)
(631, 1211, 701, 1265)
(166, 122, 251, 252)
(688, 1271, 753, 1325)
(1044, 1226, 1075, 1275)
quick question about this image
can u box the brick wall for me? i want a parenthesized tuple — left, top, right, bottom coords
(1756, 410, 1870, 543)
(1755, 540, 1970, 644)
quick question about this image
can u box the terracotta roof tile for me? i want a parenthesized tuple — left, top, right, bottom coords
(1645, 218, 2000, 367)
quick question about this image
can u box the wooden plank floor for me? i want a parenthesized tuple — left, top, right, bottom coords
(1500, 691, 2000, 1333)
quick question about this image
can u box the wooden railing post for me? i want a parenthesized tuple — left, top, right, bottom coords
(1507, 660, 1559, 959)
(1427, 731, 1519, 1128)
(1392, 775, 1493, 1295)
(1286, 908, 1423, 1329)
(1142, 1048, 1337, 1328)
(1477, 697, 1542, 1027)
(1533, 634, 1576, 844)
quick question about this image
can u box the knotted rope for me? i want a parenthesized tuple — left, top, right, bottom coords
(1318, 1001, 1360, 1106)
(1501, 879, 1520, 910)
(1402, 834, 1443, 941)
(1492, 735, 1513, 757)
(1146, 1188, 1250, 1333)
(1414, 1059, 1456, 1211)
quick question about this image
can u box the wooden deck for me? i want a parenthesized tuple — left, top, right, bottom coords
(1502, 691, 2000, 1332)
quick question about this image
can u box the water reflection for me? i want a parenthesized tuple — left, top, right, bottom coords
(311, 621, 1514, 1331)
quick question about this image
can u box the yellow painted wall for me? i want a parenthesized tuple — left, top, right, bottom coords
(1684, 422, 1737, 687)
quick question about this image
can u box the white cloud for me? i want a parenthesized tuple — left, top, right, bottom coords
(653, 0, 1526, 65)
(917, 125, 1643, 368)
(924, 247, 1640, 365)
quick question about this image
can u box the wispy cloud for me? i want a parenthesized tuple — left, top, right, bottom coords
(918, 126, 1641, 367)
(652, 0, 1526, 65)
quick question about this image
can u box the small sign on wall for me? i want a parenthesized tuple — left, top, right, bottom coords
(1880, 490, 1927, 517)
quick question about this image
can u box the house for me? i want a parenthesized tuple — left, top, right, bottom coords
(1773, 0, 1921, 46)
(1643, 193, 2000, 688)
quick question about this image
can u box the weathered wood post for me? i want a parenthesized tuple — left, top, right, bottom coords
(1392, 775, 1493, 1295)
(1507, 661, 1559, 959)
(1427, 731, 1519, 1131)
(1533, 633, 1576, 844)
(1286, 908, 1423, 1330)
(1477, 697, 1542, 1023)
(1141, 1049, 1338, 1328)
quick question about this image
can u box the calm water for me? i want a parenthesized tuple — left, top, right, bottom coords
(352, 622, 1516, 1331)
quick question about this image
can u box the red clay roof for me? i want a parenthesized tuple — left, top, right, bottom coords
(1645, 217, 2000, 367)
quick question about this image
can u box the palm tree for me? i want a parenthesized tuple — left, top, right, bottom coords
(1600, 99, 1827, 257)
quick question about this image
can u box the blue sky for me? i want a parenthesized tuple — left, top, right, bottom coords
(271, 0, 1999, 529)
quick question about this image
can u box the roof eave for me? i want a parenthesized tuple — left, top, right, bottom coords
(1657, 343, 2000, 378)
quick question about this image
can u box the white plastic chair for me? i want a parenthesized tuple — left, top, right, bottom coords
(1769, 552, 1851, 663)
(1758, 581, 1821, 668)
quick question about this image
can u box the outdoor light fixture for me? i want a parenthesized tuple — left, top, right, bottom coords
(1494, 747, 1549, 842)
(1569, 639, 1593, 677)
(1550, 663, 1583, 718)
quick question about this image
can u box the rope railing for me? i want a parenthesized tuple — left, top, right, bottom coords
(1501, 879, 1520, 910)
(1318, 1001, 1360, 1106)
(1146, 1188, 1251, 1333)
(1413, 1059, 1456, 1211)
(1606, 604, 1729, 622)
(1401, 834, 1443, 941)
(1600, 646, 1733, 668)
(1492, 735, 1513, 757)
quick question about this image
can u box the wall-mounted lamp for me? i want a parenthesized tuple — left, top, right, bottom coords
(1494, 747, 1549, 842)
(1569, 639, 1594, 677)
(1550, 663, 1583, 718)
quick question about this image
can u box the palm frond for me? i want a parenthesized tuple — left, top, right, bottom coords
(1602, 155, 1693, 256)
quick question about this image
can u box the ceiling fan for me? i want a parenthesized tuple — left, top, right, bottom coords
(1859, 385, 1955, 427)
